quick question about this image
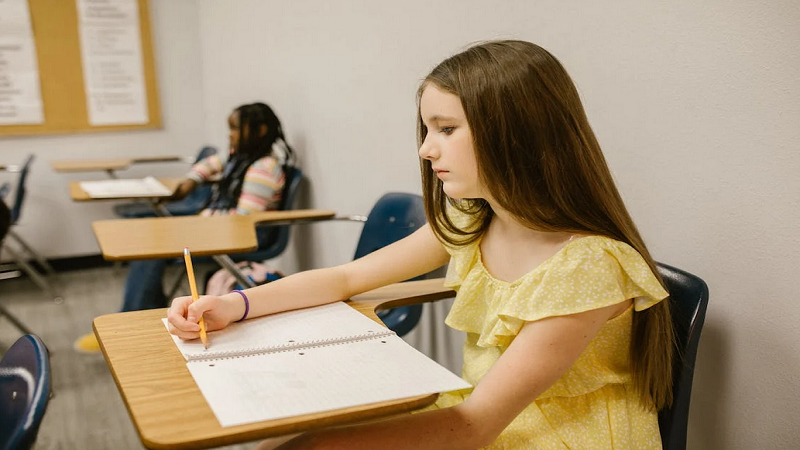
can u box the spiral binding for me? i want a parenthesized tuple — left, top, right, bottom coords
(186, 329, 397, 362)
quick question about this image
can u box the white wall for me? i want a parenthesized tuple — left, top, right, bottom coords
(194, 1, 800, 449)
(2, 0, 798, 447)
(0, 0, 206, 258)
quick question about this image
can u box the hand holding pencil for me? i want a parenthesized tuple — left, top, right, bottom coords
(183, 247, 209, 349)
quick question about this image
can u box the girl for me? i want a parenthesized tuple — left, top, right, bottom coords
(168, 41, 673, 449)
(74, 102, 293, 354)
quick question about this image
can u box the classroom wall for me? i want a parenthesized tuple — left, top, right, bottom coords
(2, 1, 798, 448)
(0, 0, 207, 259)
(194, 1, 800, 449)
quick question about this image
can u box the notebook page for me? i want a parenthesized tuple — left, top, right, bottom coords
(79, 176, 172, 198)
(186, 334, 472, 427)
(164, 302, 390, 361)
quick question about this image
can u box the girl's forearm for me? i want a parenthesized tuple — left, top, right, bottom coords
(275, 404, 490, 450)
(220, 266, 352, 321)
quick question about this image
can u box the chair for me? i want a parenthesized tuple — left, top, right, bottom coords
(113, 146, 218, 218)
(0, 155, 61, 302)
(0, 334, 51, 450)
(350, 192, 428, 337)
(656, 262, 710, 450)
(168, 166, 304, 297)
(232, 165, 304, 263)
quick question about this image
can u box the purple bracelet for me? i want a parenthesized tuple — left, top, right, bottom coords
(232, 290, 249, 322)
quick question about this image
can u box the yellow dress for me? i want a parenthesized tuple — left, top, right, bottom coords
(426, 216, 669, 449)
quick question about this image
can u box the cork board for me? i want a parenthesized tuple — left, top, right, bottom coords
(0, 0, 160, 136)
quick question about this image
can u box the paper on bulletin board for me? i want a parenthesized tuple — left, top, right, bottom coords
(0, 0, 45, 125)
(76, 0, 148, 126)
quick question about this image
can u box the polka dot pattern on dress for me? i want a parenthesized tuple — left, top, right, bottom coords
(424, 209, 668, 449)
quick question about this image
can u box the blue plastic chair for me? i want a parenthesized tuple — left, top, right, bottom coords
(0, 334, 51, 450)
(5, 155, 35, 225)
(352, 192, 428, 337)
(656, 263, 709, 450)
(113, 146, 218, 218)
(231, 165, 304, 263)
(0, 155, 60, 303)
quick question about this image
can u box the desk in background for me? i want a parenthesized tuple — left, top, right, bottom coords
(68, 177, 184, 203)
(93, 278, 455, 449)
(68, 177, 184, 217)
(52, 156, 194, 178)
(91, 210, 336, 287)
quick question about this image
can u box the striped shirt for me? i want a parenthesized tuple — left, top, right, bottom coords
(186, 153, 285, 216)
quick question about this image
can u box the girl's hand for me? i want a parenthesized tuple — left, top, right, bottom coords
(168, 179, 197, 202)
(166, 294, 242, 340)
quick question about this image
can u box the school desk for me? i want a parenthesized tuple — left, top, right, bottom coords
(68, 177, 184, 202)
(68, 177, 184, 217)
(93, 278, 456, 450)
(91, 210, 336, 287)
(52, 155, 194, 178)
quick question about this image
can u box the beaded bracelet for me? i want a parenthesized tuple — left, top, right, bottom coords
(232, 289, 249, 322)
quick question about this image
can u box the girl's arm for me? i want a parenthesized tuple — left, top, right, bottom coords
(266, 300, 632, 450)
(168, 223, 450, 338)
(171, 154, 224, 201)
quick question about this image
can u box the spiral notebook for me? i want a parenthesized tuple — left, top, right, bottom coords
(164, 301, 471, 427)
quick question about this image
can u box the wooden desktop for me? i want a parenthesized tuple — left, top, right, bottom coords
(93, 278, 456, 449)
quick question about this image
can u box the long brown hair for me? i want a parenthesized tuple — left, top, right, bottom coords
(417, 40, 674, 410)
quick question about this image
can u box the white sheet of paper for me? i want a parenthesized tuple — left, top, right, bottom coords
(188, 334, 471, 427)
(163, 301, 471, 427)
(76, 0, 148, 125)
(0, 0, 44, 125)
(79, 176, 171, 198)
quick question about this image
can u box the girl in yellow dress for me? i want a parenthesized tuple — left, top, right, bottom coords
(167, 40, 674, 449)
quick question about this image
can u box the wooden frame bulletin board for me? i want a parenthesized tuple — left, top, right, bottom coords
(1, 0, 161, 136)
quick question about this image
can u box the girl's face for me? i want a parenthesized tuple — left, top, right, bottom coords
(418, 84, 484, 199)
(227, 111, 241, 154)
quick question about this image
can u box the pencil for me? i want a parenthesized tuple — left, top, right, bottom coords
(183, 247, 208, 349)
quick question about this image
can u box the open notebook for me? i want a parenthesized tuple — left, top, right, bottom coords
(164, 302, 471, 427)
(79, 176, 172, 198)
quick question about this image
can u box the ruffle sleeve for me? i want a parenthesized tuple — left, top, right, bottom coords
(445, 236, 669, 348)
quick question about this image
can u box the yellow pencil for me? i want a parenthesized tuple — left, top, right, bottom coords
(183, 247, 208, 349)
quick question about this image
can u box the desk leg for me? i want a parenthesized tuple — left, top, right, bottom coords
(212, 254, 257, 289)
(150, 200, 171, 217)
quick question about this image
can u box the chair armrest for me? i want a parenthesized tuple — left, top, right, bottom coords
(332, 215, 368, 223)
(347, 278, 455, 314)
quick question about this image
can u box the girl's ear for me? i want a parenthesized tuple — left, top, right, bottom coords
(259, 124, 268, 137)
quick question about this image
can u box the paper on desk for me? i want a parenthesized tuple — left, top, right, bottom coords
(189, 334, 471, 427)
(161, 301, 472, 427)
(79, 176, 171, 198)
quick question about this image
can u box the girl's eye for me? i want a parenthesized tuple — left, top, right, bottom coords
(440, 126, 455, 135)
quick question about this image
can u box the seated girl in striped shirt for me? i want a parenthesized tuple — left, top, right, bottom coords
(73, 102, 294, 353)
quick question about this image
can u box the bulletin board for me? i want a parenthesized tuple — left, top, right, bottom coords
(0, 0, 161, 136)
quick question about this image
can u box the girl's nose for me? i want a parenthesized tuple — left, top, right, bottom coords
(418, 137, 438, 161)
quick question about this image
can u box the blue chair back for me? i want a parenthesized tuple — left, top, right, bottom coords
(114, 146, 218, 218)
(353, 193, 427, 336)
(8, 155, 34, 225)
(0, 334, 51, 450)
(233, 165, 303, 262)
(657, 263, 709, 450)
